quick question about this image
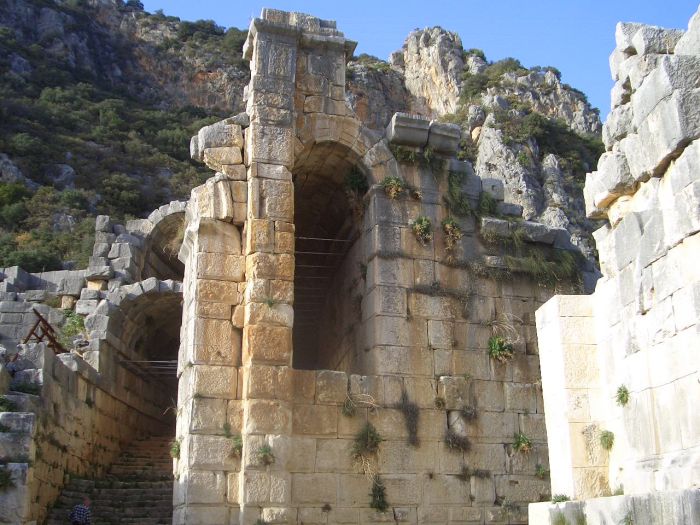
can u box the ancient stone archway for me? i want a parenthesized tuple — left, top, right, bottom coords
(83, 277, 183, 433)
(292, 134, 381, 370)
(139, 202, 187, 281)
(173, 9, 566, 523)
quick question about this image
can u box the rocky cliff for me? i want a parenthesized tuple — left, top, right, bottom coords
(0, 0, 602, 270)
(347, 30, 603, 261)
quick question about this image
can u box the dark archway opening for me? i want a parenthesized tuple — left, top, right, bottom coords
(120, 292, 182, 432)
(292, 142, 367, 371)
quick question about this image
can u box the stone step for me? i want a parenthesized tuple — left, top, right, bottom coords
(45, 434, 175, 525)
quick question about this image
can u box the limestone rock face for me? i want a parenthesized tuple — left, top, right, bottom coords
(395, 27, 465, 117)
(345, 62, 410, 131)
(486, 70, 601, 136)
(474, 119, 600, 261)
(0, 0, 248, 113)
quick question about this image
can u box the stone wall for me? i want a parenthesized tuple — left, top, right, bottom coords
(0, 343, 170, 524)
(172, 9, 592, 524)
(531, 8, 700, 524)
(0, 207, 187, 522)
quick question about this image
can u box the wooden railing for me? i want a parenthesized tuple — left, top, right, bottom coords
(23, 309, 68, 355)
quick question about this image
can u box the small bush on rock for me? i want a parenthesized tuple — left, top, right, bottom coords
(488, 335, 514, 362)
(412, 216, 433, 245)
(513, 432, 532, 453)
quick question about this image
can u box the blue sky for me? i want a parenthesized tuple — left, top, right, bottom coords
(142, 1, 699, 118)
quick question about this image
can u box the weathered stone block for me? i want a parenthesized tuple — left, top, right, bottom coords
(195, 219, 242, 255)
(183, 470, 227, 504)
(630, 26, 684, 55)
(245, 399, 291, 434)
(428, 121, 461, 154)
(315, 438, 355, 472)
(243, 325, 292, 365)
(196, 279, 241, 305)
(192, 364, 237, 399)
(245, 302, 293, 328)
(286, 437, 316, 472)
(316, 370, 347, 404)
(203, 147, 243, 172)
(190, 397, 227, 434)
(245, 365, 292, 401)
(261, 179, 293, 221)
(292, 404, 337, 436)
(385, 113, 430, 147)
(189, 434, 239, 469)
(246, 124, 294, 167)
(246, 253, 294, 281)
(292, 473, 337, 504)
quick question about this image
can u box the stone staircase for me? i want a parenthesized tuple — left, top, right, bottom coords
(46, 435, 174, 525)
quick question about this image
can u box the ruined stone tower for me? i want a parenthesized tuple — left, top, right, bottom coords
(171, 8, 583, 524)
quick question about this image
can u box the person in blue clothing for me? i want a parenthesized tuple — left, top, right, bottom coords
(69, 496, 91, 525)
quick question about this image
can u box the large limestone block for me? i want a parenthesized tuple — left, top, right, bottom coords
(190, 397, 228, 434)
(589, 151, 634, 209)
(243, 325, 292, 365)
(196, 279, 241, 305)
(193, 318, 240, 365)
(631, 55, 700, 128)
(615, 22, 646, 54)
(261, 179, 293, 221)
(385, 113, 430, 147)
(245, 364, 293, 401)
(378, 440, 437, 472)
(291, 473, 337, 504)
(245, 302, 294, 328)
(428, 121, 461, 154)
(602, 105, 634, 150)
(192, 364, 238, 399)
(617, 54, 665, 93)
(245, 399, 292, 434)
(245, 124, 294, 167)
(363, 285, 407, 319)
(245, 253, 294, 281)
(292, 404, 337, 435)
(189, 434, 239, 469)
(246, 218, 274, 253)
(423, 474, 469, 504)
(195, 121, 244, 158)
(666, 140, 700, 195)
(182, 470, 227, 504)
(609, 212, 642, 272)
(203, 147, 243, 172)
(193, 219, 242, 255)
(264, 437, 310, 476)
(337, 474, 373, 507)
(315, 370, 347, 404)
(676, 6, 700, 55)
(365, 315, 427, 348)
(630, 26, 684, 56)
(369, 345, 433, 376)
(196, 252, 245, 281)
(621, 89, 700, 181)
(314, 438, 355, 472)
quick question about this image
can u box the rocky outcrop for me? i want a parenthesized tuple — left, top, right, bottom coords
(484, 69, 601, 136)
(0, 0, 248, 112)
(391, 27, 465, 117)
(345, 61, 410, 130)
